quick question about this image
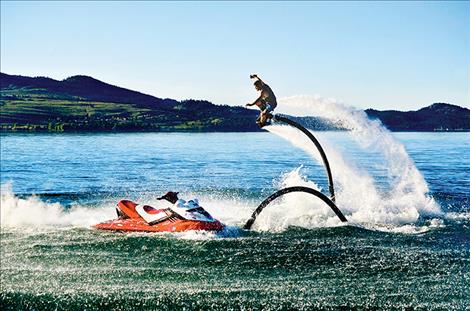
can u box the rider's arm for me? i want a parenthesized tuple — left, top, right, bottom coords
(250, 74, 265, 86)
(246, 95, 263, 107)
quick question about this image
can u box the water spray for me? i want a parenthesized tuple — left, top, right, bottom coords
(245, 115, 348, 229)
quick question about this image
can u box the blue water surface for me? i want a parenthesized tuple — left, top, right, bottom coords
(1, 131, 469, 310)
(1, 131, 468, 207)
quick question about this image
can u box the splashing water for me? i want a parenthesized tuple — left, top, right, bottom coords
(0, 183, 114, 229)
(252, 167, 346, 231)
(264, 95, 441, 227)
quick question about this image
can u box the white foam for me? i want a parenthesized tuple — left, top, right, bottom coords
(0, 183, 114, 228)
(357, 218, 445, 234)
(445, 212, 470, 220)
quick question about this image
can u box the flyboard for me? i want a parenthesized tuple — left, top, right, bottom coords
(94, 115, 347, 233)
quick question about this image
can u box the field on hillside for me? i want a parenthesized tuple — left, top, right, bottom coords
(0, 87, 253, 132)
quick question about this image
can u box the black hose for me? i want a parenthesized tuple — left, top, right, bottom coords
(243, 186, 347, 230)
(271, 115, 336, 202)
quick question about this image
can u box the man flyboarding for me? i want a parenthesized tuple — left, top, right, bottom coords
(246, 74, 277, 127)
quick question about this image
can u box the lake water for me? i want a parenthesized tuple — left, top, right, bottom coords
(1, 130, 469, 310)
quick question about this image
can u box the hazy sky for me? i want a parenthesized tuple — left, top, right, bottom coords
(1, 1, 469, 110)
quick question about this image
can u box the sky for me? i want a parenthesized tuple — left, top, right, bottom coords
(1, 1, 469, 110)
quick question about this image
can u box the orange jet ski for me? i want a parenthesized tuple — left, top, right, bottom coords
(94, 192, 224, 233)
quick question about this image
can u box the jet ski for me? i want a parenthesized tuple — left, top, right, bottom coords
(94, 192, 224, 232)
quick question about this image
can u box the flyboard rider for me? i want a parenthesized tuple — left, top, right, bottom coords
(246, 74, 278, 127)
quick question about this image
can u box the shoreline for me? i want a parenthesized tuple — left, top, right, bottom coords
(1, 128, 468, 134)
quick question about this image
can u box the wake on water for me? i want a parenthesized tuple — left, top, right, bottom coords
(1, 95, 446, 235)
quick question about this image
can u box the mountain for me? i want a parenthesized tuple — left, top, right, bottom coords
(1, 73, 468, 132)
(1, 73, 173, 108)
(365, 103, 470, 131)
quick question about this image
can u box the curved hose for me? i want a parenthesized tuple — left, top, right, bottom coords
(270, 115, 336, 202)
(243, 186, 347, 230)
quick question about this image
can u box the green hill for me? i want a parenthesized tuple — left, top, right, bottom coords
(0, 73, 261, 132)
(1, 73, 468, 132)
